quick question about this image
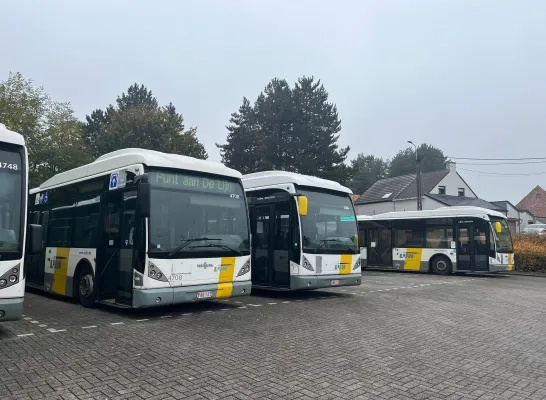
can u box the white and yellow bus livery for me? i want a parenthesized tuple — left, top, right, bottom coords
(243, 171, 361, 290)
(27, 149, 251, 308)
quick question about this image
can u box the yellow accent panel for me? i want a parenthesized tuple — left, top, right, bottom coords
(216, 282, 233, 298)
(507, 253, 514, 271)
(219, 257, 236, 283)
(403, 248, 422, 271)
(52, 248, 70, 295)
(339, 254, 352, 275)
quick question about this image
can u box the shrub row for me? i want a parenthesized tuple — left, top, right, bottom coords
(513, 233, 546, 273)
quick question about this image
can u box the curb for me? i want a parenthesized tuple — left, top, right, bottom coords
(510, 272, 546, 278)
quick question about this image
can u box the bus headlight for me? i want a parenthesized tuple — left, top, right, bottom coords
(301, 256, 314, 272)
(353, 258, 361, 270)
(148, 263, 168, 282)
(8, 275, 17, 284)
(237, 260, 251, 277)
(0, 280, 6, 287)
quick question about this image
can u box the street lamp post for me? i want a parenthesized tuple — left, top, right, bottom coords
(407, 141, 422, 211)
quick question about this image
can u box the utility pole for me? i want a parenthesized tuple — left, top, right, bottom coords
(408, 141, 422, 211)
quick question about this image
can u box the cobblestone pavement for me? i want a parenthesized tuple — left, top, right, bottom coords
(1, 271, 546, 400)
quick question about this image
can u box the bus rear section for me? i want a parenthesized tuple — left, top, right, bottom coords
(0, 125, 41, 321)
(244, 171, 361, 290)
(357, 207, 514, 275)
(27, 148, 251, 308)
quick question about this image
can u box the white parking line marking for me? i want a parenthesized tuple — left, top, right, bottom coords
(160, 315, 172, 318)
(268, 302, 277, 305)
(47, 328, 66, 333)
(82, 326, 97, 329)
(181, 313, 193, 316)
(238, 306, 247, 309)
(17, 333, 34, 337)
(30, 320, 39, 324)
(136, 319, 149, 322)
(23, 317, 31, 320)
(220, 308, 231, 311)
(281, 301, 291, 303)
(110, 322, 124, 325)
(204, 311, 214, 313)
(38, 324, 47, 328)
(248, 304, 263, 307)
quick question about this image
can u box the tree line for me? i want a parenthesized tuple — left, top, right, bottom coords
(0, 72, 446, 192)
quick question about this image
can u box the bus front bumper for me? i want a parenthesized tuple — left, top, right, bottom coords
(489, 264, 514, 273)
(0, 297, 24, 321)
(132, 281, 252, 308)
(291, 274, 361, 290)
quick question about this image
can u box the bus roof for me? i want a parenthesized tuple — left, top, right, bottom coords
(35, 148, 242, 190)
(0, 123, 25, 146)
(242, 170, 352, 194)
(356, 206, 506, 221)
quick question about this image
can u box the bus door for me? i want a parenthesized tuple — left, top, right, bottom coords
(250, 202, 291, 287)
(26, 211, 48, 286)
(456, 221, 489, 272)
(98, 190, 135, 305)
(368, 227, 392, 268)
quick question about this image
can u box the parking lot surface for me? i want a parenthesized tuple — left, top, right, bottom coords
(1, 271, 546, 400)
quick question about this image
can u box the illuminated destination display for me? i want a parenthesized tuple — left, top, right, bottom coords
(149, 171, 241, 195)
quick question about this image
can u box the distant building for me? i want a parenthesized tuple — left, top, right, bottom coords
(354, 162, 502, 215)
(516, 185, 546, 223)
(490, 201, 537, 234)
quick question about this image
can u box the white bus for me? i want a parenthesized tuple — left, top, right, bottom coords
(243, 171, 361, 290)
(27, 148, 251, 308)
(0, 124, 41, 321)
(357, 207, 514, 274)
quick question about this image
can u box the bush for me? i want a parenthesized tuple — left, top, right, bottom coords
(513, 233, 546, 273)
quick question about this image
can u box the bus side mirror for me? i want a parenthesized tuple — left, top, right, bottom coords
(28, 224, 42, 254)
(137, 181, 151, 219)
(494, 222, 502, 233)
(297, 195, 308, 216)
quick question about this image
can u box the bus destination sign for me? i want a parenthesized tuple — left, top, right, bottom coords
(151, 171, 238, 195)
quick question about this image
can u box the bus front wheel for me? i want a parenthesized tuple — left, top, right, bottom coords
(76, 265, 96, 308)
(431, 255, 452, 275)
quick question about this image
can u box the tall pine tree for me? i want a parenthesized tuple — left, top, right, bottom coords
(217, 76, 350, 184)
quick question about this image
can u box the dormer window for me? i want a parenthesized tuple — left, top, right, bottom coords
(458, 188, 465, 197)
(438, 186, 446, 195)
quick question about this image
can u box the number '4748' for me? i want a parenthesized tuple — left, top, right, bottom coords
(0, 163, 18, 170)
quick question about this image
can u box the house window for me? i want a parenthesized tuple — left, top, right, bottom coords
(458, 188, 465, 197)
(438, 186, 446, 195)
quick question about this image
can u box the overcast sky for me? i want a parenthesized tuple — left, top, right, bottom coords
(2, 0, 545, 204)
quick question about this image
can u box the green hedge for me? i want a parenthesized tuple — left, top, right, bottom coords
(513, 234, 546, 273)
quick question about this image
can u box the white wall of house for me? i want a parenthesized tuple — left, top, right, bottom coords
(430, 162, 476, 198)
(355, 197, 445, 215)
(519, 210, 537, 231)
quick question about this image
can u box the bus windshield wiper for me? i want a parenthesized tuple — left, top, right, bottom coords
(167, 238, 220, 256)
(188, 243, 243, 256)
(316, 239, 354, 252)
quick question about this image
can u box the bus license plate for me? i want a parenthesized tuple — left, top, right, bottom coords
(331, 280, 340, 286)
(197, 291, 213, 299)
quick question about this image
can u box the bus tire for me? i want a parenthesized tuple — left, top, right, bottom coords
(75, 263, 96, 308)
(430, 255, 452, 275)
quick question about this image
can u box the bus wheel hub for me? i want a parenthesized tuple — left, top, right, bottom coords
(80, 275, 94, 297)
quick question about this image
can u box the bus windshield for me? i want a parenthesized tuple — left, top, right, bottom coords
(0, 148, 23, 255)
(490, 217, 513, 253)
(298, 188, 358, 254)
(148, 170, 249, 258)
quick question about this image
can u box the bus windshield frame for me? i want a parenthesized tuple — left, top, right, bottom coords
(147, 169, 250, 259)
(0, 146, 25, 260)
(490, 216, 513, 253)
(297, 186, 358, 255)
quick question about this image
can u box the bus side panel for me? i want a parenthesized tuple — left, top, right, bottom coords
(44, 247, 96, 297)
(393, 248, 457, 272)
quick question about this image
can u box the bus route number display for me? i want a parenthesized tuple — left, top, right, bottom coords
(152, 171, 237, 195)
(0, 162, 19, 170)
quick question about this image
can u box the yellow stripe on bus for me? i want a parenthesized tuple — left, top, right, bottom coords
(403, 248, 422, 271)
(507, 253, 514, 271)
(339, 254, 352, 275)
(52, 247, 70, 295)
(217, 257, 236, 298)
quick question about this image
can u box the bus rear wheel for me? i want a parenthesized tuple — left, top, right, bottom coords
(76, 266, 96, 308)
(431, 255, 452, 275)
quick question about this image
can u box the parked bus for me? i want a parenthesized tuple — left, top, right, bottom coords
(357, 206, 514, 274)
(243, 171, 361, 290)
(0, 124, 41, 321)
(27, 148, 251, 308)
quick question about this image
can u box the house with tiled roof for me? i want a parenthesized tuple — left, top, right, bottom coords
(516, 186, 546, 223)
(490, 200, 538, 234)
(354, 162, 503, 216)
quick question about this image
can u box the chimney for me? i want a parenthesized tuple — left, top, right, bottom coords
(446, 161, 456, 172)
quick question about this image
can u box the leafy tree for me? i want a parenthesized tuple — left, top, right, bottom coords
(0, 72, 92, 186)
(217, 76, 350, 183)
(389, 143, 447, 177)
(83, 84, 207, 159)
(348, 154, 389, 195)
